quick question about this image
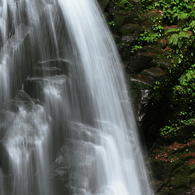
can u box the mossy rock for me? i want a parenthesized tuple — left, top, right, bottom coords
(127, 54, 155, 74)
(149, 141, 195, 194)
(124, 13, 140, 24)
(119, 23, 142, 36)
(113, 14, 126, 28)
(190, 173, 195, 183)
(141, 67, 166, 77)
(141, 11, 163, 29)
(171, 174, 191, 189)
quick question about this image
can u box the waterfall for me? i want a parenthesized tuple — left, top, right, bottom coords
(0, 0, 153, 195)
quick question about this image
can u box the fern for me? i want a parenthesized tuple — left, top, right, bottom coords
(179, 31, 192, 38)
(177, 12, 189, 20)
(165, 28, 181, 34)
(169, 34, 179, 45)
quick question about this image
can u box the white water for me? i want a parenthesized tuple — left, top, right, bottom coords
(0, 0, 153, 195)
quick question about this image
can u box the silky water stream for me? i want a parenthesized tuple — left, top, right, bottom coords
(0, 0, 153, 194)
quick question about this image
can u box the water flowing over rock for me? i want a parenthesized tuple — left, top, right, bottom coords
(0, 0, 153, 195)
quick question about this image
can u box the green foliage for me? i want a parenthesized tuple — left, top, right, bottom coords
(117, 0, 133, 9)
(174, 64, 195, 96)
(139, 0, 195, 48)
(168, 34, 179, 45)
(108, 0, 195, 143)
(139, 30, 162, 43)
(167, 29, 193, 49)
(108, 20, 116, 26)
(159, 64, 195, 141)
(189, 20, 195, 28)
(160, 125, 177, 138)
(131, 45, 142, 53)
(153, 80, 161, 90)
(141, 0, 195, 22)
(111, 0, 134, 10)
(179, 64, 195, 85)
(138, 0, 195, 70)
(138, 0, 195, 142)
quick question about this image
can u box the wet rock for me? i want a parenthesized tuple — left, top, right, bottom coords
(130, 74, 155, 86)
(0, 110, 15, 139)
(23, 59, 69, 100)
(32, 59, 69, 78)
(51, 145, 71, 182)
(2, 90, 42, 112)
(129, 74, 155, 128)
(0, 142, 9, 174)
(51, 145, 77, 195)
(23, 79, 44, 100)
(128, 71, 160, 145)
(98, 0, 109, 11)
(32, 66, 64, 78)
(128, 54, 155, 74)
(51, 138, 99, 194)
(137, 89, 154, 122)
(141, 67, 166, 77)
(122, 35, 135, 43)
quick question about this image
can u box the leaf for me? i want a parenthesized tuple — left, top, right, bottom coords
(165, 28, 181, 34)
(169, 34, 179, 45)
(179, 31, 192, 38)
(177, 12, 189, 20)
(173, 13, 179, 19)
(189, 20, 195, 28)
(190, 11, 195, 18)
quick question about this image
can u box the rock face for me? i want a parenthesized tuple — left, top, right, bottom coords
(23, 59, 69, 100)
(0, 142, 9, 174)
(51, 142, 98, 195)
(50, 145, 72, 195)
(149, 141, 195, 195)
(98, 0, 109, 11)
(101, 0, 168, 146)
(102, 1, 195, 194)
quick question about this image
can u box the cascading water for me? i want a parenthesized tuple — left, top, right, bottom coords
(0, 0, 153, 195)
